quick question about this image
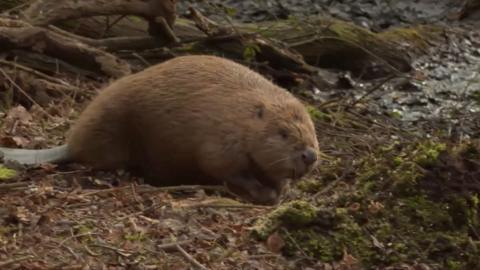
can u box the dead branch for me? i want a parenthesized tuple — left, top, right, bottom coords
(0, 20, 131, 78)
(0, 67, 54, 117)
(23, 0, 176, 27)
(188, 7, 320, 89)
(0, 255, 34, 268)
(23, 0, 179, 42)
(0, 181, 30, 190)
(175, 244, 209, 270)
(49, 25, 172, 51)
(0, 59, 71, 86)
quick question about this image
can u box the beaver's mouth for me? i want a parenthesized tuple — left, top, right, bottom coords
(247, 154, 291, 190)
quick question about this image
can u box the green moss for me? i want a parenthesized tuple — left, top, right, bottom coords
(446, 259, 462, 270)
(356, 140, 447, 196)
(71, 224, 96, 243)
(393, 196, 455, 230)
(282, 211, 366, 262)
(243, 42, 261, 62)
(389, 110, 403, 119)
(297, 179, 323, 193)
(124, 232, 146, 242)
(305, 105, 331, 122)
(0, 165, 17, 180)
(412, 141, 446, 167)
(470, 90, 480, 106)
(380, 25, 442, 50)
(283, 229, 338, 261)
(268, 138, 480, 268)
(251, 200, 319, 240)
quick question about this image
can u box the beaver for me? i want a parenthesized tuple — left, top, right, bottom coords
(0, 55, 319, 205)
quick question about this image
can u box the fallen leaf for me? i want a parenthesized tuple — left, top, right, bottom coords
(5, 105, 32, 124)
(9, 206, 31, 224)
(39, 163, 58, 173)
(12, 136, 30, 147)
(368, 201, 384, 214)
(266, 231, 285, 253)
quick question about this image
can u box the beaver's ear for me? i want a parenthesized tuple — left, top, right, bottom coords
(254, 103, 266, 119)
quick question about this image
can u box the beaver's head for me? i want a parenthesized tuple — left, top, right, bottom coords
(246, 95, 319, 198)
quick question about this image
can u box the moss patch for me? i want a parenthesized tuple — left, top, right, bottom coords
(255, 139, 480, 269)
(0, 165, 17, 180)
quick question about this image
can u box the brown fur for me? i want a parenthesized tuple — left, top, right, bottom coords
(67, 55, 319, 205)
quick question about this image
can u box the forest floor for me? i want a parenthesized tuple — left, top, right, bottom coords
(1, 1, 480, 269)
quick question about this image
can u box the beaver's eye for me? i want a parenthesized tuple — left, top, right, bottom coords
(279, 129, 289, 139)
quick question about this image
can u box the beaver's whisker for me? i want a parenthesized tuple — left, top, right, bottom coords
(266, 156, 291, 168)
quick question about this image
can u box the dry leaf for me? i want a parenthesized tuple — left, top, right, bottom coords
(266, 231, 285, 253)
(368, 201, 384, 214)
(5, 105, 32, 124)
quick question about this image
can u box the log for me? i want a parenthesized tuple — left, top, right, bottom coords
(246, 17, 413, 76)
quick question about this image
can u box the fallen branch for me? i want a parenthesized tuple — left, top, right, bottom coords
(23, 0, 176, 27)
(23, 0, 179, 42)
(0, 59, 71, 86)
(0, 255, 34, 268)
(175, 244, 209, 270)
(0, 181, 30, 190)
(0, 67, 54, 118)
(155, 240, 192, 252)
(49, 25, 173, 51)
(0, 20, 131, 78)
(188, 7, 320, 89)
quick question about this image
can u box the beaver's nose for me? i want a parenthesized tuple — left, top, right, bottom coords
(301, 148, 317, 166)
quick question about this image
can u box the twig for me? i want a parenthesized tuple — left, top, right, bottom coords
(57, 232, 98, 247)
(175, 244, 209, 270)
(83, 245, 101, 256)
(311, 178, 341, 201)
(347, 74, 397, 108)
(0, 182, 30, 190)
(187, 203, 271, 209)
(102, 15, 128, 37)
(92, 243, 131, 257)
(0, 255, 34, 268)
(131, 52, 151, 66)
(136, 185, 227, 193)
(130, 183, 142, 205)
(248, 254, 281, 259)
(281, 228, 312, 259)
(0, 59, 71, 86)
(157, 240, 192, 251)
(82, 185, 227, 197)
(117, 203, 160, 222)
(0, 68, 54, 119)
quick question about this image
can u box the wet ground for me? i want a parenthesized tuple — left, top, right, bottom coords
(179, 0, 480, 134)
